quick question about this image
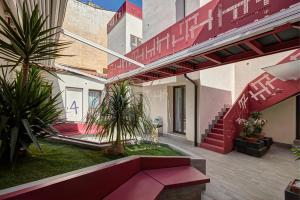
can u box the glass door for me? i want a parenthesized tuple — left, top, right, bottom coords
(173, 86, 186, 134)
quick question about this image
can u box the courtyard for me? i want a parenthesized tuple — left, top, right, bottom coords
(0, 0, 299, 199)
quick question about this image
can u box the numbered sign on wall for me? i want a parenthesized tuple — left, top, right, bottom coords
(66, 87, 83, 122)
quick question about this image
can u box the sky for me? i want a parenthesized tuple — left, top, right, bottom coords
(81, 0, 142, 11)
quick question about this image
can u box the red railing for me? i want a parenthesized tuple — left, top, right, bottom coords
(223, 49, 300, 153)
(108, 0, 299, 78)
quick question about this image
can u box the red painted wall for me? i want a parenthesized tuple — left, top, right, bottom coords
(108, 0, 299, 78)
(0, 157, 191, 200)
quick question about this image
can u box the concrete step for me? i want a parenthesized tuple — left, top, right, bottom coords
(204, 137, 224, 147)
(214, 123, 224, 129)
(217, 119, 223, 124)
(207, 133, 224, 140)
(200, 143, 225, 154)
(211, 128, 223, 134)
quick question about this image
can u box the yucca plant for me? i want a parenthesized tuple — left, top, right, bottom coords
(86, 81, 154, 155)
(0, 67, 62, 163)
(0, 0, 70, 87)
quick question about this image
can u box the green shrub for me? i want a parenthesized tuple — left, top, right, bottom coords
(0, 67, 62, 163)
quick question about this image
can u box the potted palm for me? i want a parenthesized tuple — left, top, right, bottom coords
(235, 112, 272, 157)
(85, 81, 154, 155)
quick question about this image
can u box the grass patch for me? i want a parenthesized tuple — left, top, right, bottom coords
(0, 141, 182, 190)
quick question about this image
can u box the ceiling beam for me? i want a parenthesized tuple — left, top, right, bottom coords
(155, 68, 176, 76)
(174, 62, 195, 71)
(201, 54, 222, 64)
(273, 33, 282, 43)
(244, 41, 264, 55)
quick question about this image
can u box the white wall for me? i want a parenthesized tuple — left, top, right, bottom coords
(233, 50, 295, 101)
(45, 72, 105, 122)
(125, 13, 143, 52)
(199, 64, 234, 136)
(142, 0, 177, 41)
(262, 97, 297, 144)
(108, 13, 142, 64)
(108, 17, 127, 64)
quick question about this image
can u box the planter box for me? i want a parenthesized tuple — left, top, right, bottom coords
(234, 137, 272, 157)
(285, 179, 300, 200)
(261, 137, 273, 148)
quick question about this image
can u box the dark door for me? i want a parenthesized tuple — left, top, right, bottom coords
(173, 86, 186, 134)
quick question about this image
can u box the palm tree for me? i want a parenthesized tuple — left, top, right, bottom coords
(86, 81, 154, 155)
(0, 0, 70, 87)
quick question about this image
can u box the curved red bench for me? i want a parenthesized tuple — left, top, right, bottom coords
(0, 156, 209, 200)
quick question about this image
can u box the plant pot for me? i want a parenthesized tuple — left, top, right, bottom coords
(246, 146, 268, 157)
(234, 137, 269, 157)
(244, 135, 264, 143)
(261, 137, 273, 148)
(285, 179, 300, 200)
(247, 140, 265, 149)
(235, 137, 247, 153)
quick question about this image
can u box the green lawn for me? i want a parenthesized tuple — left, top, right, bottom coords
(0, 141, 182, 190)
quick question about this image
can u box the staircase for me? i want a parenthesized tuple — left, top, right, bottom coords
(200, 49, 300, 154)
(200, 107, 230, 154)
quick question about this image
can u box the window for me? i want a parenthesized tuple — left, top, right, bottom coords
(130, 34, 142, 50)
(88, 90, 102, 111)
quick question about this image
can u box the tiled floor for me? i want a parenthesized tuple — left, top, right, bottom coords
(160, 134, 300, 200)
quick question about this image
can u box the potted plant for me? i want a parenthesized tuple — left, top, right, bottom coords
(235, 112, 272, 157)
(285, 147, 300, 200)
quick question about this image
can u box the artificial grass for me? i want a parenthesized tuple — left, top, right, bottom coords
(0, 141, 182, 190)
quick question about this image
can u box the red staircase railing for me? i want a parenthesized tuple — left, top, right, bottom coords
(223, 49, 300, 153)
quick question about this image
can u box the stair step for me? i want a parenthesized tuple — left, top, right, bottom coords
(208, 133, 224, 140)
(204, 137, 224, 147)
(211, 128, 223, 134)
(214, 123, 224, 129)
(200, 143, 225, 154)
(217, 119, 223, 124)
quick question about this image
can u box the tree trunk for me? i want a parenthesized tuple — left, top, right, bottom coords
(114, 125, 124, 155)
(22, 62, 29, 88)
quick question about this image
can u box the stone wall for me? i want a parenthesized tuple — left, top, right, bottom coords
(56, 0, 115, 73)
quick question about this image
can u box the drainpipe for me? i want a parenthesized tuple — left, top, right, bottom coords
(184, 74, 198, 147)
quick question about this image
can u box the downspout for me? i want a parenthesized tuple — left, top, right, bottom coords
(184, 74, 198, 147)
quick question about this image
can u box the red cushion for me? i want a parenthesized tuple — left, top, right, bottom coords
(103, 172, 164, 200)
(144, 166, 210, 189)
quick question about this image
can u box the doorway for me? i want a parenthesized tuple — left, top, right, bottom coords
(66, 87, 83, 122)
(173, 86, 186, 134)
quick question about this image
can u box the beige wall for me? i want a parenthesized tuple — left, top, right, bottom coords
(262, 96, 297, 144)
(233, 50, 295, 101)
(56, 0, 115, 73)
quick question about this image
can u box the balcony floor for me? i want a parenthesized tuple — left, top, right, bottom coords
(160, 134, 300, 200)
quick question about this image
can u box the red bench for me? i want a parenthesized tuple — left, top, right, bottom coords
(0, 156, 209, 200)
(53, 123, 98, 136)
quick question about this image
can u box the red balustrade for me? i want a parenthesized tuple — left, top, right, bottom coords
(223, 49, 300, 153)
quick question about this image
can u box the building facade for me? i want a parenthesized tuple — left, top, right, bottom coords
(107, 0, 143, 64)
(57, 0, 115, 74)
(107, 0, 300, 151)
